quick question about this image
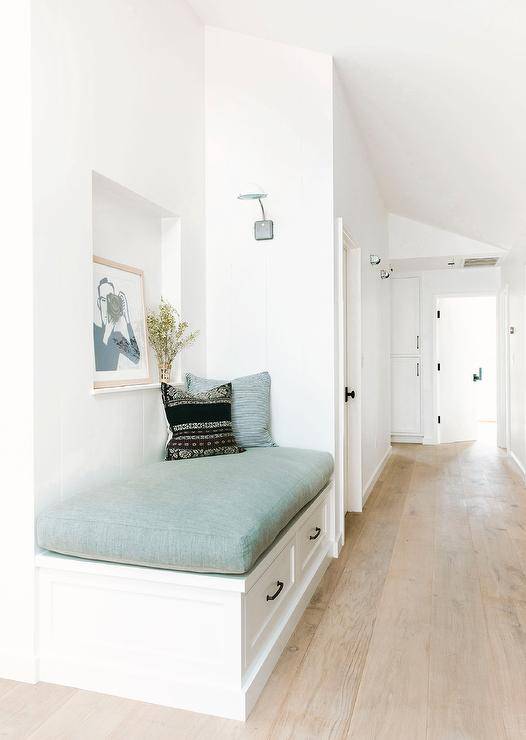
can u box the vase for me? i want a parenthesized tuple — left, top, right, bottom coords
(158, 363, 172, 383)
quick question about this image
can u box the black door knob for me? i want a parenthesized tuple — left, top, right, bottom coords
(345, 387, 356, 401)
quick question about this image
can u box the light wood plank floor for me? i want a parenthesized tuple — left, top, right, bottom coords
(3, 430, 526, 738)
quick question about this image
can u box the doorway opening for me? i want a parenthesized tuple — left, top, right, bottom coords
(436, 295, 497, 445)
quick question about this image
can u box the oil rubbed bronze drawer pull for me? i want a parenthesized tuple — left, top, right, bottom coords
(309, 526, 321, 540)
(266, 580, 284, 601)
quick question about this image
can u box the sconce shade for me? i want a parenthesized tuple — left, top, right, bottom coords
(238, 182, 267, 200)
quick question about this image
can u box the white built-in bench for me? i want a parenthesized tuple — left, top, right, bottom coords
(35, 449, 336, 720)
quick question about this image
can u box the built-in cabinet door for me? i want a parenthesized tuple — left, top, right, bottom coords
(391, 276, 420, 355)
(391, 357, 421, 434)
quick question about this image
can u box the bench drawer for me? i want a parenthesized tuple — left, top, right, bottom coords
(297, 495, 328, 575)
(244, 540, 295, 667)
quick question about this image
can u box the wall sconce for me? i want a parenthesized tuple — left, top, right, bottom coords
(238, 183, 274, 240)
(369, 254, 381, 265)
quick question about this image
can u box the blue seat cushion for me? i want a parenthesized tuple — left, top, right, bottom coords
(37, 447, 334, 574)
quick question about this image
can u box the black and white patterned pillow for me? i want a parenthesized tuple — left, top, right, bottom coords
(161, 382, 245, 461)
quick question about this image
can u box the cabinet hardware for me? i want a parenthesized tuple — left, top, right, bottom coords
(416, 335, 420, 350)
(309, 527, 321, 541)
(266, 581, 284, 601)
(416, 362, 420, 377)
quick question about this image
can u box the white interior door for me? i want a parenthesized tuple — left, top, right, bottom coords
(437, 297, 478, 443)
(342, 228, 362, 512)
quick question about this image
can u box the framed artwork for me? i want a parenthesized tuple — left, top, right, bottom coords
(92, 256, 151, 388)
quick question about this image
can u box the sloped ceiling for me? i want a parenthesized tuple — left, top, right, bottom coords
(188, 0, 526, 250)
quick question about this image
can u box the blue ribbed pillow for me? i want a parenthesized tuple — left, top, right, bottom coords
(185, 371, 275, 448)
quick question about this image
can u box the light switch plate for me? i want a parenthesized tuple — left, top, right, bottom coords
(254, 219, 273, 240)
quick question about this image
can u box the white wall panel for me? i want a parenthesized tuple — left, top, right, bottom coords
(205, 28, 334, 452)
(32, 0, 206, 514)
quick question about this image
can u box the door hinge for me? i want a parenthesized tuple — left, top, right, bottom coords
(438, 415, 441, 424)
(437, 362, 440, 371)
(437, 310, 440, 318)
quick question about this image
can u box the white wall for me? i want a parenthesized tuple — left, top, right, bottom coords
(389, 214, 507, 260)
(205, 28, 334, 453)
(32, 0, 206, 517)
(501, 245, 526, 472)
(416, 268, 499, 442)
(333, 69, 391, 496)
(0, 0, 36, 682)
(205, 34, 390, 531)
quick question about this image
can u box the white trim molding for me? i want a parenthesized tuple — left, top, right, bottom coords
(362, 446, 392, 506)
(0, 650, 38, 684)
(509, 450, 526, 482)
(423, 436, 438, 445)
(391, 434, 424, 444)
(91, 383, 161, 396)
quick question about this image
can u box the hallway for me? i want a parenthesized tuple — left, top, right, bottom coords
(264, 437, 526, 739)
(2, 439, 526, 738)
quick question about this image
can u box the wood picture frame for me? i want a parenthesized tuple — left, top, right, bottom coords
(92, 256, 151, 389)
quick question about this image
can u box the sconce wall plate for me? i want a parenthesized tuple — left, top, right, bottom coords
(255, 219, 273, 240)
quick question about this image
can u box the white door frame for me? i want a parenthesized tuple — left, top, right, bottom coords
(497, 284, 510, 451)
(432, 290, 499, 444)
(336, 217, 346, 551)
(336, 217, 362, 525)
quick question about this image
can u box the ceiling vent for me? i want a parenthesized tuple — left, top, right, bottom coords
(462, 257, 499, 268)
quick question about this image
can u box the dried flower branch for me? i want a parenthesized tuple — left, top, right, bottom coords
(146, 298, 199, 367)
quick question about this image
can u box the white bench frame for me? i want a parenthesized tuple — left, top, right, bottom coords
(35, 480, 336, 720)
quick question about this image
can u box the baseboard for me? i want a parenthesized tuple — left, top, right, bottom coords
(391, 434, 424, 444)
(38, 654, 246, 720)
(0, 650, 38, 683)
(331, 533, 343, 557)
(423, 437, 438, 445)
(509, 450, 526, 481)
(362, 446, 392, 506)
